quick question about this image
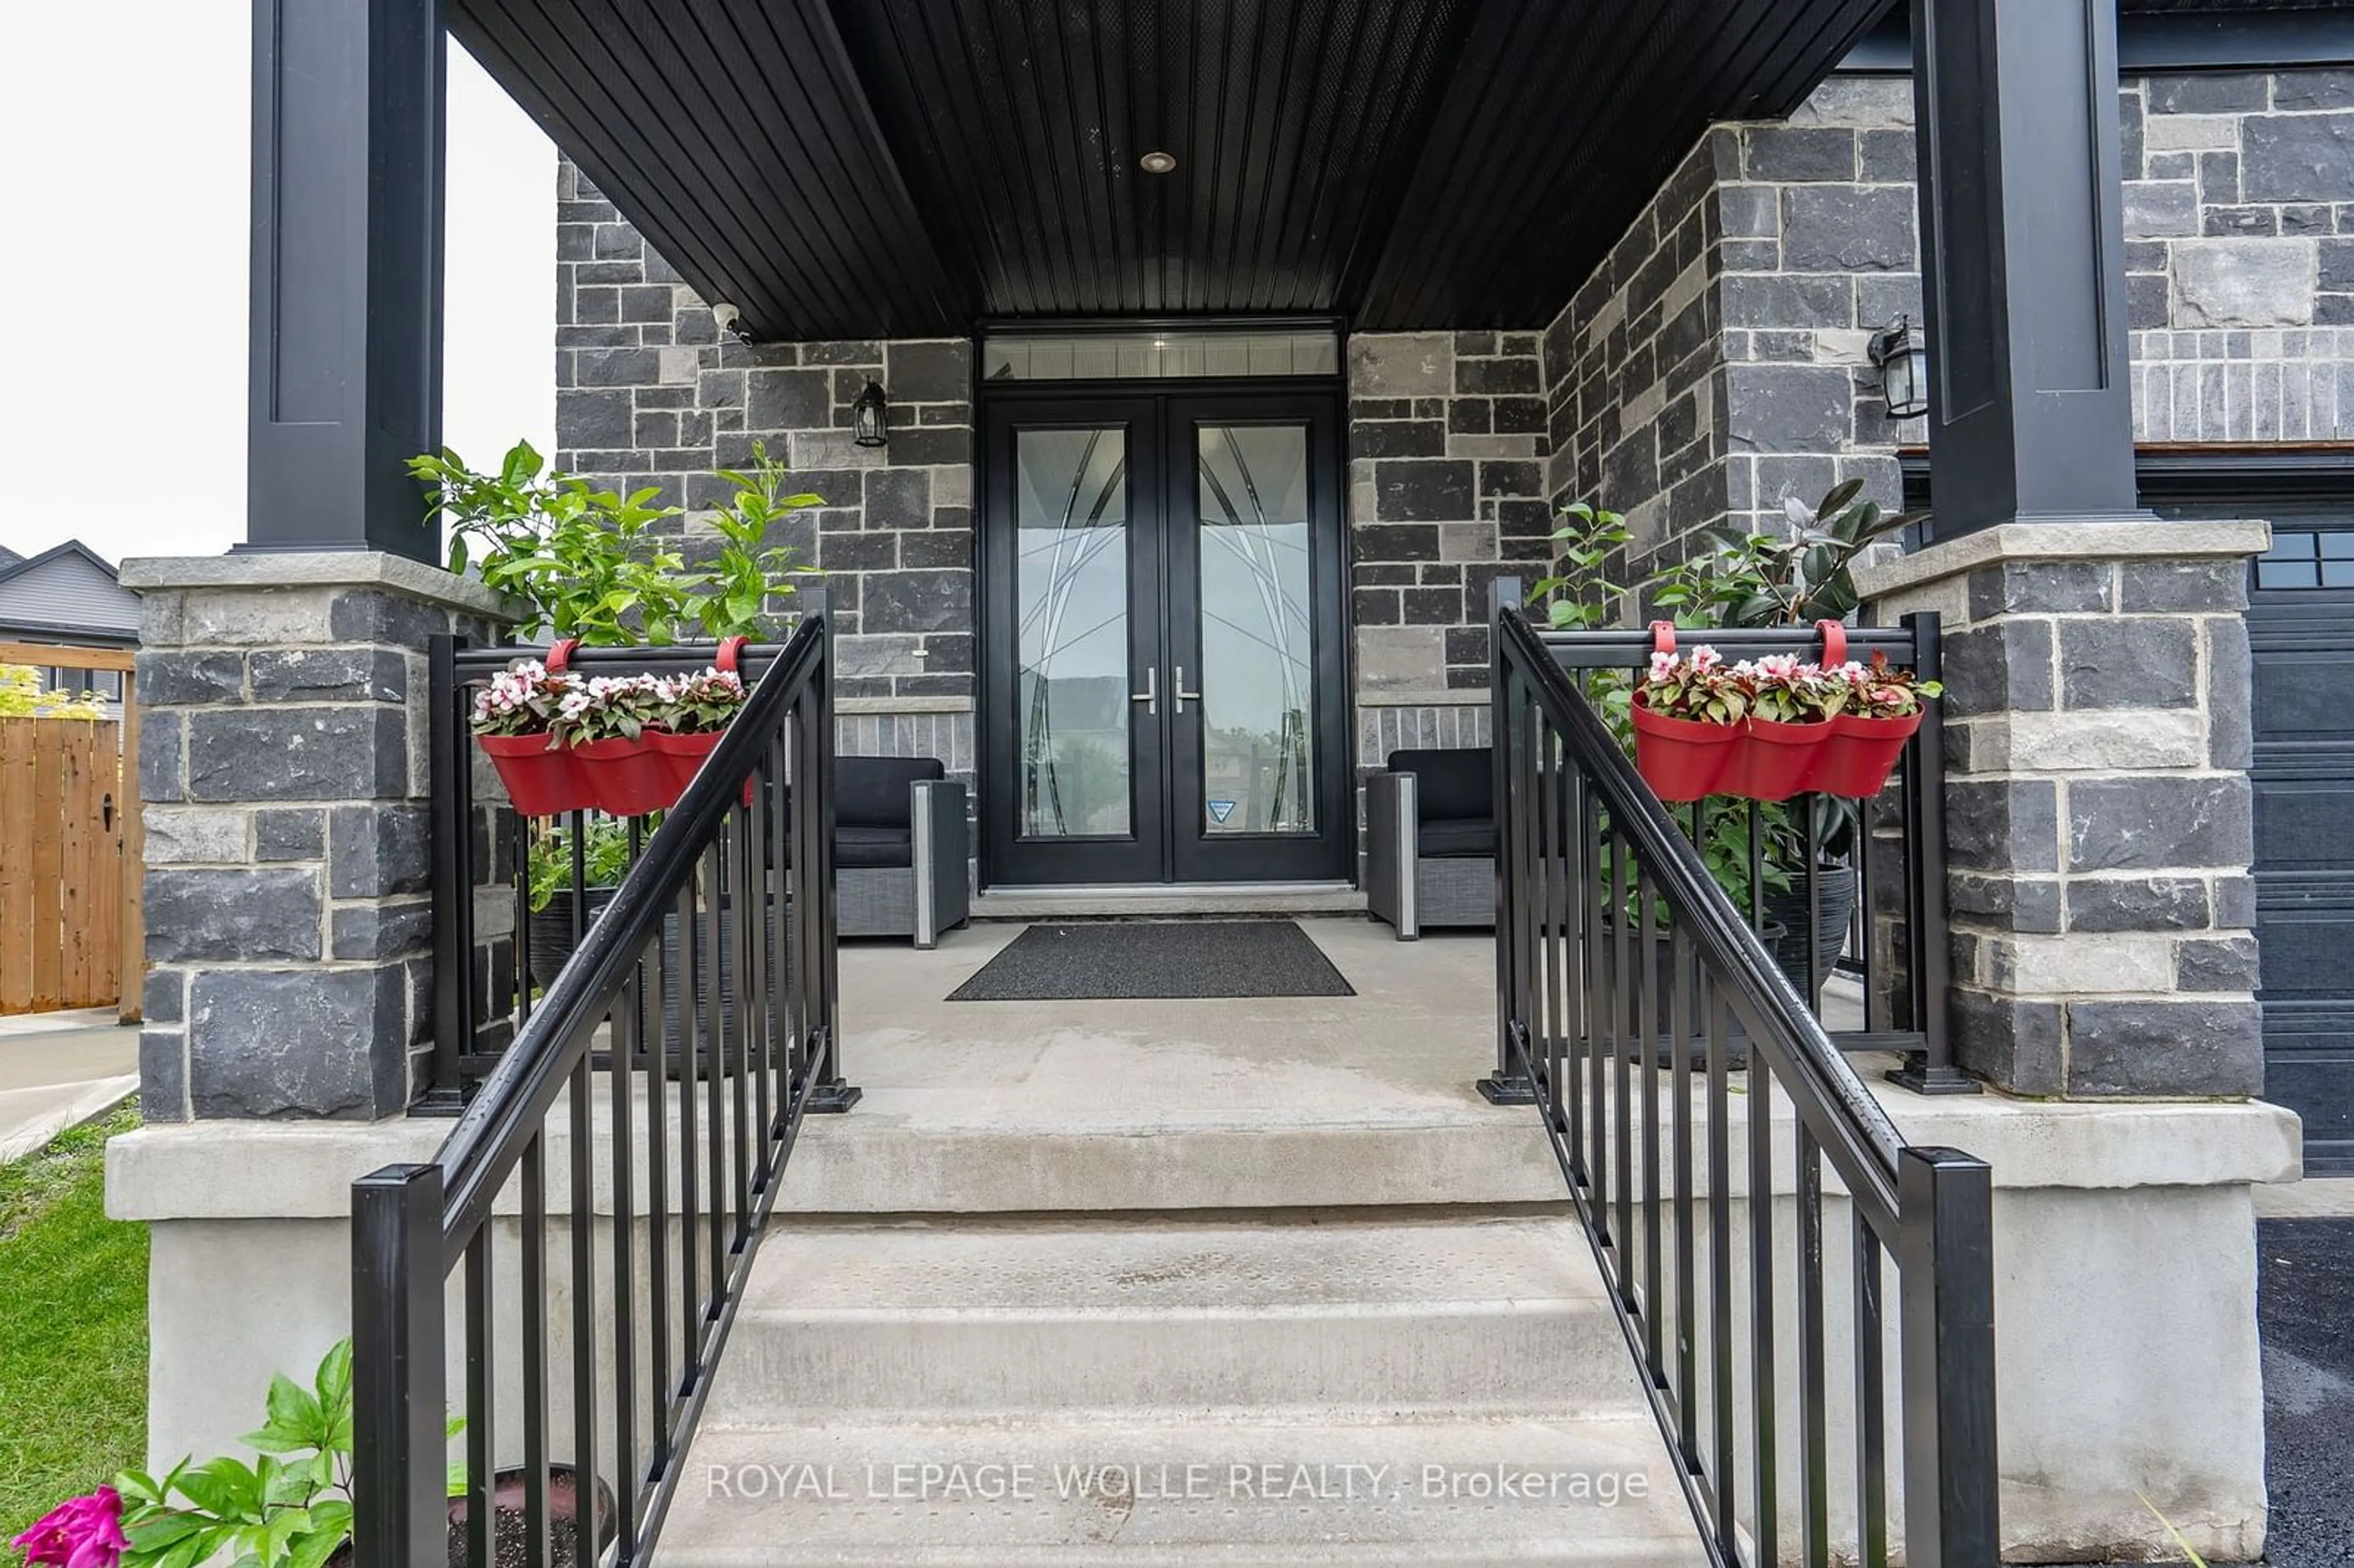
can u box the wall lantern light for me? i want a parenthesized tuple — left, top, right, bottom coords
(852, 381, 889, 448)
(1868, 315, 1930, 421)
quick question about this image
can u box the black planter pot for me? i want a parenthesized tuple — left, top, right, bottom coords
(527, 891, 783, 1079)
(528, 888, 620, 991)
(1589, 923, 1783, 1071)
(649, 896, 783, 1078)
(324, 1465, 616, 1568)
(1762, 862, 1857, 1003)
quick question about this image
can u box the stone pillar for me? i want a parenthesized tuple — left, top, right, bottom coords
(1858, 520, 2270, 1097)
(122, 555, 510, 1121)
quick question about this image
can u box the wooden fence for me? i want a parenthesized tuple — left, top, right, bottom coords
(0, 643, 140, 1018)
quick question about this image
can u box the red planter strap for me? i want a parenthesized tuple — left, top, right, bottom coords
(715, 635, 747, 674)
(1816, 619, 1848, 668)
(546, 637, 579, 676)
(1650, 620, 1677, 657)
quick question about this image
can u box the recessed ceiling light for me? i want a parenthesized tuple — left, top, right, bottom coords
(1140, 151, 1178, 174)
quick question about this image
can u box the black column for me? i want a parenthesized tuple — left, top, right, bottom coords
(245, 0, 445, 560)
(1911, 0, 2141, 542)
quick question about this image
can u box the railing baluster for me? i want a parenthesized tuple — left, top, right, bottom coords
(1612, 836, 1634, 1280)
(1704, 975, 1738, 1558)
(1637, 858, 1663, 1374)
(521, 1134, 553, 1568)
(1669, 923, 1699, 1469)
(1749, 1018, 1778, 1568)
(1561, 763, 1587, 1179)
(1798, 1125, 1830, 1568)
(702, 843, 729, 1304)
(610, 963, 641, 1566)
(1854, 1212, 1889, 1568)
(645, 932, 673, 1499)
(676, 878, 703, 1387)
(728, 812, 755, 1235)
(569, 1049, 600, 1566)
(463, 1226, 495, 1568)
(1586, 789, 1610, 1231)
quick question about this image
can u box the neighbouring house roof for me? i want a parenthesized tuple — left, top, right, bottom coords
(0, 541, 140, 645)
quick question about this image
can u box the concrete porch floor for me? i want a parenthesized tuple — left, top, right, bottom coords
(790, 916, 1560, 1212)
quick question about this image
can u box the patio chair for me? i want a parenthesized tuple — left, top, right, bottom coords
(836, 756, 970, 948)
(1365, 747, 1497, 940)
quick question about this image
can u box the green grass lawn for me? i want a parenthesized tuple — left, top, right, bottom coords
(0, 1103, 147, 1544)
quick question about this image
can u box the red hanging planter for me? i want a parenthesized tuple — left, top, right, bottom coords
(1631, 694, 1742, 802)
(1630, 625, 1741, 802)
(476, 637, 753, 818)
(476, 731, 593, 818)
(1725, 715, 1832, 802)
(1814, 709, 1921, 797)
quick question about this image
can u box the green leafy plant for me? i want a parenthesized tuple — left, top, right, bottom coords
(1666, 478, 1925, 628)
(528, 817, 638, 911)
(685, 442, 822, 639)
(0, 666, 107, 720)
(411, 441, 690, 646)
(105, 1340, 463, 1568)
(1528, 502, 1632, 633)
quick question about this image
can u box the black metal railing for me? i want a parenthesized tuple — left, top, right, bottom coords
(1482, 590, 1967, 1102)
(423, 590, 840, 1104)
(351, 605, 853, 1568)
(1491, 603, 1997, 1568)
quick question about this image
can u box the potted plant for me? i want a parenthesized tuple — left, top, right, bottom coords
(1528, 489, 1941, 1003)
(17, 1341, 613, 1568)
(411, 440, 815, 818)
(526, 816, 636, 989)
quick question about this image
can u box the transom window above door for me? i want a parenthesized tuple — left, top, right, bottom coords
(980, 325, 1341, 383)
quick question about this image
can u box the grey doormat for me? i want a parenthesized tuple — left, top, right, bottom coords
(948, 920, 1357, 1001)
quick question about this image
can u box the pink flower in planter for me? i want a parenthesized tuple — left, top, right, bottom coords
(13, 1488, 129, 1568)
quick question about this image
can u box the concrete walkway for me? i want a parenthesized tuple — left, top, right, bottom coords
(0, 1006, 139, 1162)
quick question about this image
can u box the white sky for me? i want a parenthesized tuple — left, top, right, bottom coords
(1, 5, 554, 568)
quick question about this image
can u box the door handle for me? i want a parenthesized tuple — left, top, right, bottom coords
(1173, 665, 1203, 715)
(1130, 665, 1157, 717)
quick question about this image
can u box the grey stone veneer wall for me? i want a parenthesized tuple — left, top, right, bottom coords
(1346, 331, 1553, 698)
(131, 563, 511, 1121)
(1539, 67, 2354, 582)
(557, 164, 975, 709)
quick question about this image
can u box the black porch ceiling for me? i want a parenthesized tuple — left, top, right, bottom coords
(452, 0, 1898, 339)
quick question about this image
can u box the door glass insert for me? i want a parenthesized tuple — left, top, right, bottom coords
(1194, 423, 1316, 835)
(1015, 428, 1134, 837)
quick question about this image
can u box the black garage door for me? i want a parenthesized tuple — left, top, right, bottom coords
(2248, 520, 2354, 1174)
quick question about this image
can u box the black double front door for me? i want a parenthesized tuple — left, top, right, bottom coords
(981, 390, 1350, 886)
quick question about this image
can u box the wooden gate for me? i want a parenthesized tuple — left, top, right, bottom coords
(0, 643, 140, 1017)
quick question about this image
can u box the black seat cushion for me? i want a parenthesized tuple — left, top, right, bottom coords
(832, 756, 946, 868)
(836, 756, 946, 828)
(1416, 815, 1497, 859)
(1387, 748, 1496, 860)
(836, 824, 915, 869)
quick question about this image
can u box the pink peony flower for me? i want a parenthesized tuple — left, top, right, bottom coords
(14, 1488, 128, 1568)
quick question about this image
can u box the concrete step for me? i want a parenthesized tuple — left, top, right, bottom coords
(707, 1212, 1639, 1424)
(661, 1414, 1704, 1567)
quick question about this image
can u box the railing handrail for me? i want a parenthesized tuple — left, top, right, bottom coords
(1497, 606, 1910, 1201)
(433, 612, 828, 1249)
